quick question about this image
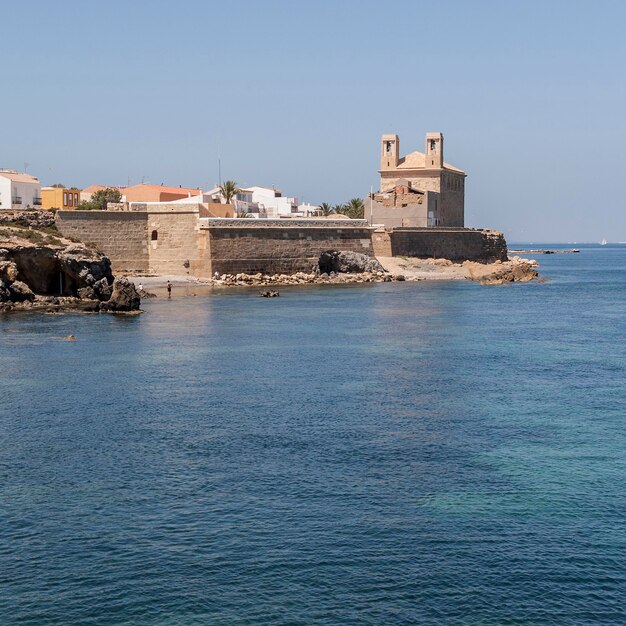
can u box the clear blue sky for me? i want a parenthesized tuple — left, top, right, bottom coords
(3, 0, 625, 241)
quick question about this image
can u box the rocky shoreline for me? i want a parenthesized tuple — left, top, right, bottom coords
(207, 256, 539, 288)
(1, 213, 540, 313)
(0, 218, 141, 314)
(130, 251, 540, 292)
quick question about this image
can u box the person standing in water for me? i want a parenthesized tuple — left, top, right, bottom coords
(166, 280, 172, 297)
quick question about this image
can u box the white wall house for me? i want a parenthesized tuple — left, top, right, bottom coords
(197, 185, 299, 218)
(0, 170, 41, 210)
(297, 202, 321, 217)
(244, 186, 297, 218)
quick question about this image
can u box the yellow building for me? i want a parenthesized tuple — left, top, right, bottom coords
(41, 187, 81, 210)
(379, 132, 466, 227)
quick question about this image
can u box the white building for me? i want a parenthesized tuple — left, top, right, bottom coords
(0, 170, 41, 210)
(167, 184, 315, 219)
(297, 202, 321, 217)
(243, 186, 298, 218)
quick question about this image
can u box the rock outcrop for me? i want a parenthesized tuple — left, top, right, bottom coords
(318, 251, 385, 274)
(0, 225, 140, 313)
(100, 277, 141, 312)
(212, 270, 397, 287)
(0, 210, 56, 230)
(464, 256, 539, 285)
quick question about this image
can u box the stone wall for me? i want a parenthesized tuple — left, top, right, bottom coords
(56, 210, 506, 276)
(204, 219, 374, 275)
(56, 211, 149, 273)
(147, 207, 205, 276)
(385, 227, 507, 262)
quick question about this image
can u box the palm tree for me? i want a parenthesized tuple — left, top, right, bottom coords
(236, 206, 252, 218)
(318, 202, 334, 217)
(332, 203, 345, 215)
(344, 198, 365, 219)
(219, 180, 239, 204)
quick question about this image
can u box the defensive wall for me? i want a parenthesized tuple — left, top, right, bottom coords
(203, 219, 373, 275)
(56, 210, 150, 273)
(56, 205, 211, 276)
(56, 209, 507, 277)
(372, 227, 507, 262)
(56, 210, 374, 276)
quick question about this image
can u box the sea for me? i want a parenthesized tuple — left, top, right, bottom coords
(1, 244, 625, 625)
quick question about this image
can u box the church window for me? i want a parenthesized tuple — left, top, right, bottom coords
(429, 139, 437, 152)
(151, 230, 158, 241)
(385, 141, 392, 153)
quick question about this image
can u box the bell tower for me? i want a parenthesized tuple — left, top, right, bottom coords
(425, 132, 443, 169)
(381, 134, 400, 170)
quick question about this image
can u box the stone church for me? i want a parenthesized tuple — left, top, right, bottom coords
(372, 132, 466, 227)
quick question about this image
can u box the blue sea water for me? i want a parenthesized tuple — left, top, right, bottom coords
(1, 245, 625, 625)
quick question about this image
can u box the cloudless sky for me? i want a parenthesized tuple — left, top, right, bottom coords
(3, 0, 626, 241)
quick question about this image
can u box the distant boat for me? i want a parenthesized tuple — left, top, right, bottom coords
(601, 238, 607, 245)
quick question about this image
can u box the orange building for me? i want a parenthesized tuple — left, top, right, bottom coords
(41, 187, 81, 210)
(80, 185, 122, 202)
(122, 183, 200, 203)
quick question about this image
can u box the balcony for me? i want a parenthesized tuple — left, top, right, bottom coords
(12, 196, 22, 205)
(33, 197, 42, 206)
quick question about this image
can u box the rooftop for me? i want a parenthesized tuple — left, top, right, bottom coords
(0, 170, 40, 184)
(122, 183, 200, 195)
(396, 151, 465, 174)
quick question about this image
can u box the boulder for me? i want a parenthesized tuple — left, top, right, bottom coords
(77, 286, 97, 300)
(0, 260, 19, 284)
(92, 277, 112, 300)
(58, 245, 113, 292)
(319, 251, 385, 274)
(0, 283, 11, 302)
(101, 277, 141, 312)
(9, 281, 35, 302)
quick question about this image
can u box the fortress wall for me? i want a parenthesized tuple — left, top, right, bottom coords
(205, 220, 373, 275)
(56, 210, 149, 273)
(56, 211, 506, 278)
(146, 209, 206, 276)
(388, 228, 507, 262)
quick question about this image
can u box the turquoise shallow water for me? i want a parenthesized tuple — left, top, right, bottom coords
(1, 245, 625, 625)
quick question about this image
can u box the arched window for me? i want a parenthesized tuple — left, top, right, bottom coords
(151, 230, 158, 241)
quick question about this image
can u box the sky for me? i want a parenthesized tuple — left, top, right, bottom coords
(2, 0, 626, 242)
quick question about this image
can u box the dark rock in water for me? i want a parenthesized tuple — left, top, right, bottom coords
(138, 288, 157, 299)
(319, 251, 385, 274)
(101, 277, 141, 312)
(260, 290, 280, 298)
(395, 274, 406, 281)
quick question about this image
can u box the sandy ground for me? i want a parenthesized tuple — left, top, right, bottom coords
(123, 274, 215, 296)
(125, 255, 538, 292)
(124, 262, 467, 292)
(376, 256, 469, 280)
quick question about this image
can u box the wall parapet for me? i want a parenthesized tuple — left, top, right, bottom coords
(384, 227, 507, 262)
(201, 218, 371, 229)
